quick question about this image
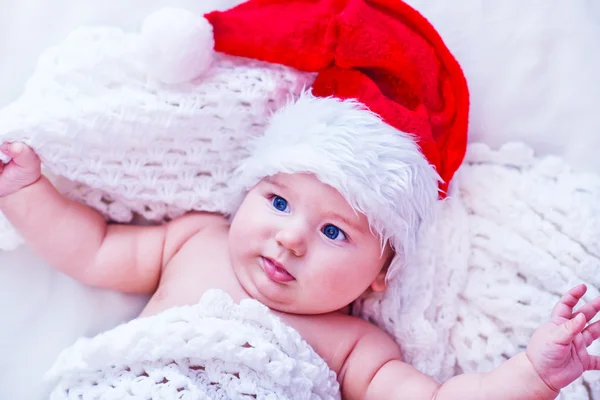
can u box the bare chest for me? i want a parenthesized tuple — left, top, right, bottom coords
(140, 231, 246, 315)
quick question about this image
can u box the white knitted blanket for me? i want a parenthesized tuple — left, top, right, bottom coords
(2, 15, 600, 400)
(0, 24, 315, 250)
(45, 289, 340, 400)
(353, 142, 600, 399)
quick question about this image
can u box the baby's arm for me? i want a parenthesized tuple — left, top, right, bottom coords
(350, 351, 555, 400)
(342, 285, 600, 399)
(0, 142, 217, 293)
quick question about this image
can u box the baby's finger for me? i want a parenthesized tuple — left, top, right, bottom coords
(588, 355, 600, 371)
(582, 320, 600, 347)
(2, 142, 24, 158)
(551, 284, 587, 321)
(4, 142, 38, 168)
(554, 313, 587, 345)
(575, 296, 600, 323)
(0, 142, 11, 155)
(0, 142, 18, 154)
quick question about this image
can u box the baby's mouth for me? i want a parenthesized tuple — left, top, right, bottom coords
(261, 257, 296, 282)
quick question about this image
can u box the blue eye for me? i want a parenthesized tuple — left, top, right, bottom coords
(322, 224, 346, 241)
(271, 195, 290, 213)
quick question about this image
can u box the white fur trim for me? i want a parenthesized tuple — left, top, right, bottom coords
(233, 92, 440, 279)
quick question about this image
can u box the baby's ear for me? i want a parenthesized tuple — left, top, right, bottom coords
(369, 269, 387, 293)
(370, 245, 394, 292)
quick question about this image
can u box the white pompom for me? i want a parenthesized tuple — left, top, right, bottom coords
(140, 8, 215, 85)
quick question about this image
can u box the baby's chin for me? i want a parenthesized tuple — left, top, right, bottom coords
(264, 297, 353, 316)
(243, 282, 345, 315)
(249, 276, 357, 315)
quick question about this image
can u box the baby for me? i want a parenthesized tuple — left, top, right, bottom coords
(1, 92, 599, 399)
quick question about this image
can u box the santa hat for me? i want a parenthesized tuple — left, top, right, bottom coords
(142, 1, 468, 195)
(204, 0, 469, 195)
(184, 0, 468, 276)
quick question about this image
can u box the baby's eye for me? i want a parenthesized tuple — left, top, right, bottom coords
(322, 224, 346, 241)
(271, 195, 290, 213)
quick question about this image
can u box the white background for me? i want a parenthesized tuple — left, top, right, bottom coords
(0, 0, 243, 107)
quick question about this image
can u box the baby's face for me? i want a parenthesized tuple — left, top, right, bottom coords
(228, 172, 391, 314)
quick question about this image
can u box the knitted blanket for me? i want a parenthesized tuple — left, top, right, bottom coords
(0, 23, 315, 250)
(45, 289, 340, 400)
(353, 142, 600, 399)
(2, 12, 600, 400)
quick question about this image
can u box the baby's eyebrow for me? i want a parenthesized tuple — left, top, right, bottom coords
(324, 211, 362, 232)
(263, 176, 288, 190)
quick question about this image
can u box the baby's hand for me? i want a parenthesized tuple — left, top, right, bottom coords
(527, 284, 600, 392)
(0, 142, 42, 198)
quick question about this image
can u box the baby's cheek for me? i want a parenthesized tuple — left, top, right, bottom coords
(318, 263, 359, 292)
(228, 220, 254, 254)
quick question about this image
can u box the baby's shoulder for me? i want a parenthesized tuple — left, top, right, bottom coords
(167, 211, 229, 245)
(280, 311, 400, 375)
(161, 211, 230, 269)
(169, 211, 229, 233)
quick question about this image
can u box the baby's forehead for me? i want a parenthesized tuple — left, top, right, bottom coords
(261, 173, 371, 225)
(262, 173, 343, 201)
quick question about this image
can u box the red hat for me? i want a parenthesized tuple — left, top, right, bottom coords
(205, 0, 469, 195)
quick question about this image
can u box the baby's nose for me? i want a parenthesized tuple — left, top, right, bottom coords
(275, 223, 308, 257)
